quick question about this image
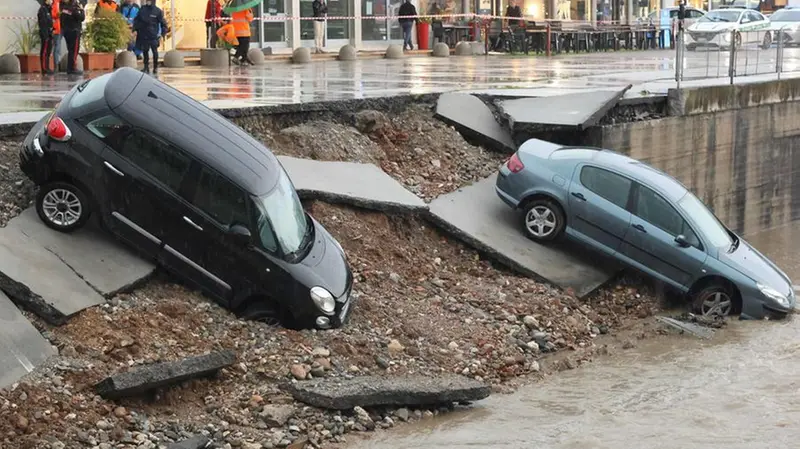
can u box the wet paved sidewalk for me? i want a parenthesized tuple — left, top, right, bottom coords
(4, 49, 798, 116)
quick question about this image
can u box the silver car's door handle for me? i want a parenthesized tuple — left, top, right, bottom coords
(104, 161, 125, 177)
(183, 216, 203, 231)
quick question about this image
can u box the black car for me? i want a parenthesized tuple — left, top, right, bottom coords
(19, 67, 354, 329)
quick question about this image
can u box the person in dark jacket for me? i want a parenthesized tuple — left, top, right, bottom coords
(121, 0, 142, 59)
(398, 0, 418, 51)
(38, 0, 55, 75)
(312, 0, 327, 53)
(59, 0, 85, 75)
(133, 0, 169, 74)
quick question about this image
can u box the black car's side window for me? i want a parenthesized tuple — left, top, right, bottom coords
(190, 165, 249, 228)
(579, 166, 632, 209)
(634, 185, 701, 248)
(117, 129, 191, 193)
(84, 114, 130, 147)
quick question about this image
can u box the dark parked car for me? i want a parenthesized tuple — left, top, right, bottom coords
(19, 67, 354, 330)
(495, 139, 795, 320)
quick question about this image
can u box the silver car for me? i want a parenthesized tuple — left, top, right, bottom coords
(495, 139, 795, 320)
(768, 7, 800, 46)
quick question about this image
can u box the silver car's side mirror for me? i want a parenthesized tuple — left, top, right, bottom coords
(675, 234, 691, 248)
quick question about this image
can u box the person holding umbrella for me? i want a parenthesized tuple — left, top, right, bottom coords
(223, 0, 259, 65)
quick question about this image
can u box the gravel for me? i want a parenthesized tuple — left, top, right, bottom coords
(0, 139, 35, 227)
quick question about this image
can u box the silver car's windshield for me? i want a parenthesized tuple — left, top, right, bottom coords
(254, 169, 309, 256)
(677, 192, 733, 248)
(768, 9, 800, 21)
(699, 10, 740, 22)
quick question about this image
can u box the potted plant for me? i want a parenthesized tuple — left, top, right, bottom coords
(416, 17, 432, 50)
(9, 20, 42, 73)
(83, 7, 129, 70)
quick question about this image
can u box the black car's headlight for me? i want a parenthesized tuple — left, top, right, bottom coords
(310, 286, 336, 315)
(757, 282, 790, 307)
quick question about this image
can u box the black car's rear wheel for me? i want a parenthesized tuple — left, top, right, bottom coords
(35, 181, 91, 233)
(692, 283, 734, 317)
(521, 199, 565, 242)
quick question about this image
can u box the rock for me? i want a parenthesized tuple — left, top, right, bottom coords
(353, 110, 390, 134)
(315, 358, 332, 370)
(115, 51, 137, 69)
(290, 364, 308, 380)
(389, 272, 401, 282)
(286, 437, 309, 449)
(526, 341, 540, 353)
(292, 47, 311, 64)
(288, 374, 491, 410)
(247, 48, 265, 65)
(454, 41, 473, 56)
(530, 360, 541, 372)
(432, 42, 449, 57)
(163, 50, 185, 68)
(447, 341, 458, 350)
(385, 44, 404, 59)
(15, 415, 28, 430)
(387, 339, 405, 353)
(338, 44, 357, 61)
(96, 419, 113, 430)
(310, 364, 326, 378)
(422, 410, 434, 419)
(394, 408, 410, 422)
(167, 435, 211, 449)
(523, 316, 539, 329)
(95, 350, 236, 399)
(431, 159, 442, 168)
(375, 356, 390, 369)
(311, 347, 330, 358)
(0, 54, 21, 74)
(353, 406, 374, 428)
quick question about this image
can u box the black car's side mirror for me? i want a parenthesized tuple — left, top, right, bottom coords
(229, 224, 252, 245)
(675, 234, 691, 248)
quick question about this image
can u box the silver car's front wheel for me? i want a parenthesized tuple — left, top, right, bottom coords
(521, 199, 565, 242)
(693, 283, 736, 317)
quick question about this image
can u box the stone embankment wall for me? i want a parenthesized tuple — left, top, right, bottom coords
(585, 78, 800, 237)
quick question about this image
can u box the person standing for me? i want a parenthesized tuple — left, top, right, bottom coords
(121, 0, 142, 59)
(231, 7, 254, 65)
(59, 0, 85, 75)
(398, 0, 417, 51)
(312, 0, 327, 54)
(205, 0, 223, 48)
(51, 0, 62, 72)
(38, 0, 55, 75)
(95, 0, 118, 13)
(133, 0, 169, 74)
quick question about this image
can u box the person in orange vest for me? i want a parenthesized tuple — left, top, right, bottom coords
(230, 8, 254, 65)
(95, 0, 119, 14)
(216, 22, 239, 48)
(51, 0, 62, 72)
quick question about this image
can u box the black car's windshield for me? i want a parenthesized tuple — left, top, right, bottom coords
(768, 9, 800, 21)
(253, 168, 310, 257)
(699, 10, 740, 22)
(677, 192, 734, 249)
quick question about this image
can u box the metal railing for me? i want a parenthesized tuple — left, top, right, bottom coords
(674, 25, 798, 88)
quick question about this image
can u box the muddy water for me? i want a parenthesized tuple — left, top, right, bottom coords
(351, 223, 800, 449)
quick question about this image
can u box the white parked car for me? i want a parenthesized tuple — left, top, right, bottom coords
(685, 8, 772, 50)
(768, 7, 800, 46)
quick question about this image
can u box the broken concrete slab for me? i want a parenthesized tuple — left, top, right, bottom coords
(0, 226, 106, 325)
(95, 350, 236, 399)
(0, 291, 56, 388)
(434, 93, 515, 153)
(288, 374, 490, 410)
(498, 86, 631, 130)
(278, 156, 427, 213)
(167, 436, 211, 449)
(427, 175, 618, 297)
(7, 209, 155, 297)
(656, 316, 715, 339)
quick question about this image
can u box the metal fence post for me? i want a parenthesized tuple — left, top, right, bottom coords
(777, 26, 784, 80)
(675, 28, 683, 88)
(728, 29, 736, 85)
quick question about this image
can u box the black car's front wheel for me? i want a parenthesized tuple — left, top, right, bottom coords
(35, 181, 91, 233)
(692, 283, 735, 317)
(238, 297, 292, 327)
(521, 199, 565, 242)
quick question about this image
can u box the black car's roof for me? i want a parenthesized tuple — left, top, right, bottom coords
(103, 67, 280, 196)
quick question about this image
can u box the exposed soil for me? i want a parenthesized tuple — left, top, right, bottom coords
(240, 105, 507, 201)
(0, 139, 35, 227)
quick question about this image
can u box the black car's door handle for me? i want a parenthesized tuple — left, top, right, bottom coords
(104, 161, 124, 177)
(632, 224, 647, 233)
(571, 192, 586, 201)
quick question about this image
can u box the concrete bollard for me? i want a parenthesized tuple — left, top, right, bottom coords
(385, 44, 404, 59)
(431, 42, 450, 57)
(454, 41, 472, 56)
(163, 50, 185, 68)
(200, 48, 229, 67)
(338, 44, 357, 61)
(114, 51, 137, 69)
(262, 46, 273, 56)
(469, 41, 484, 55)
(292, 47, 312, 64)
(247, 48, 265, 65)
(0, 53, 21, 74)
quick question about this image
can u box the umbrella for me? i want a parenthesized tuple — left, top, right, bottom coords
(222, 0, 261, 13)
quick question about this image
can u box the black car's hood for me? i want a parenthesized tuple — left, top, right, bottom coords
(293, 217, 350, 298)
(718, 239, 792, 295)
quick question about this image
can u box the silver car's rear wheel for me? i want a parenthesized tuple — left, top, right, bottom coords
(521, 199, 565, 242)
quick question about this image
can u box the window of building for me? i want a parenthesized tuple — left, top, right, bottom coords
(579, 166, 632, 209)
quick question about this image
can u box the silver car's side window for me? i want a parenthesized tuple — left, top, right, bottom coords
(634, 186, 701, 248)
(579, 166, 632, 209)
